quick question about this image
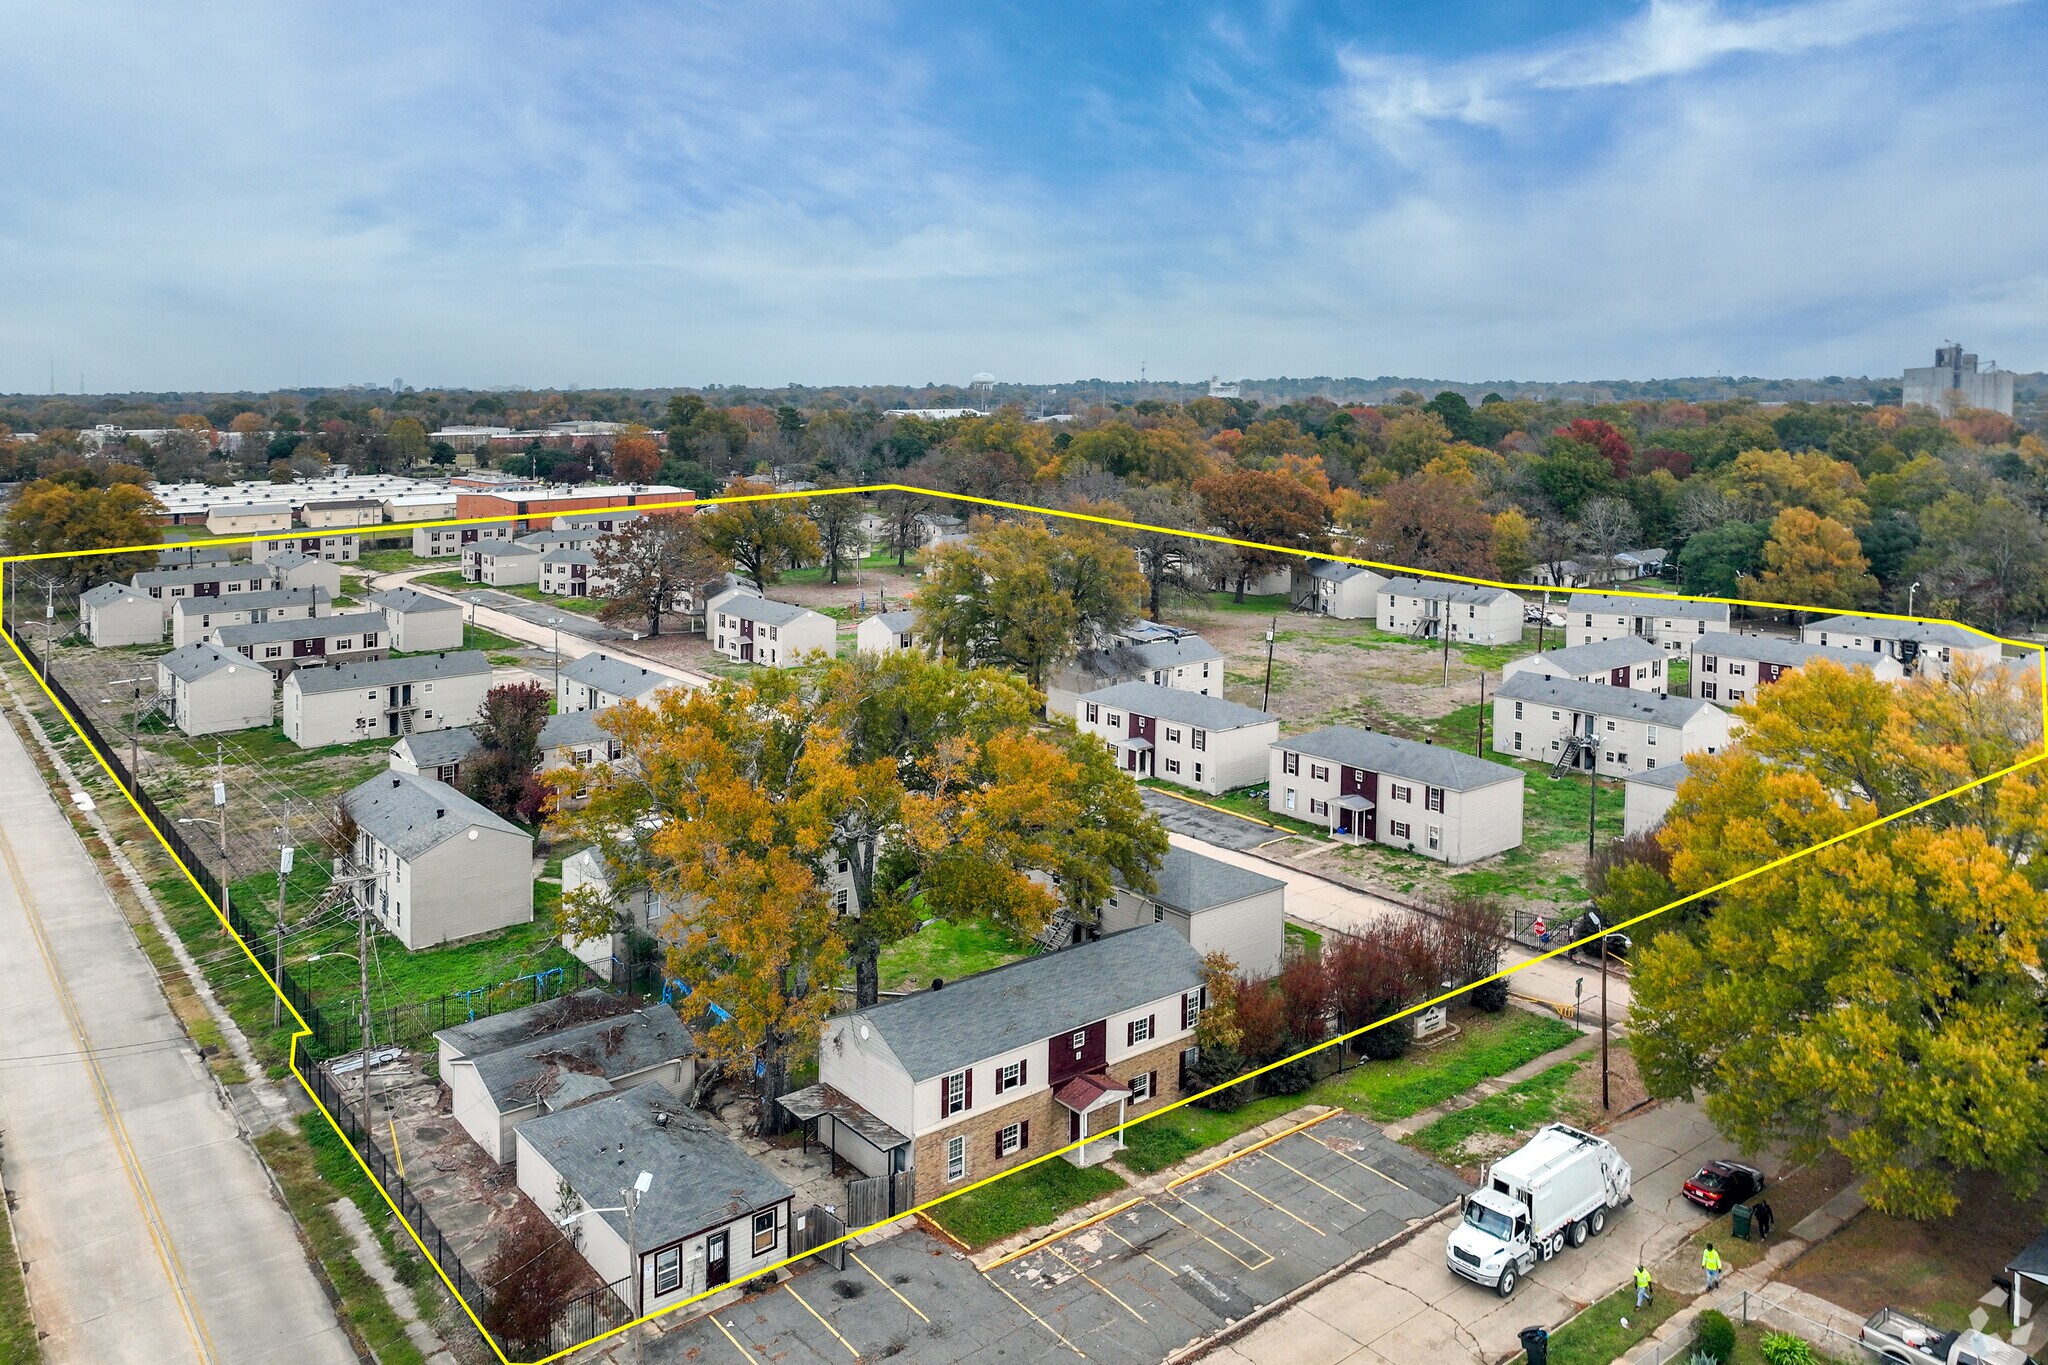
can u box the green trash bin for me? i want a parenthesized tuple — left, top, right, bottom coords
(1732, 1203, 1754, 1240)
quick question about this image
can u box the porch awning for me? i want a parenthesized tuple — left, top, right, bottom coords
(1334, 794, 1375, 811)
(777, 1083, 910, 1151)
(1053, 1072, 1130, 1114)
(1120, 737, 1154, 751)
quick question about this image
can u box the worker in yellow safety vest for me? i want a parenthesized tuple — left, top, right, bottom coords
(1703, 1243, 1723, 1290)
(1635, 1264, 1653, 1308)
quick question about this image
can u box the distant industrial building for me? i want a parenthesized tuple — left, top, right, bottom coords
(1903, 343, 2014, 416)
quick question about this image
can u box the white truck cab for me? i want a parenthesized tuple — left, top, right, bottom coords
(1447, 1122, 1632, 1298)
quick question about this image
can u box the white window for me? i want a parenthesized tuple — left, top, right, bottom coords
(1513, 731, 1523, 751)
(946, 1135, 967, 1183)
(998, 1123, 1023, 1157)
(1310, 798, 1328, 816)
(1284, 750, 1298, 775)
(1192, 762, 1203, 784)
(1165, 758, 1181, 775)
(654, 1247, 681, 1294)
(1646, 757, 1658, 769)
(1427, 825, 1441, 850)
(996, 1060, 1022, 1092)
(1391, 784, 1412, 803)
(1130, 1072, 1155, 1103)
(1310, 764, 1328, 781)
(1071, 1031, 1086, 1048)
(1550, 710, 1560, 720)
(752, 1208, 778, 1255)
(1085, 703, 1099, 724)
(1284, 787, 1296, 811)
(1646, 726, 1658, 746)
(1605, 720, 1617, 732)
(833, 888, 850, 912)
(943, 1070, 968, 1116)
(1152, 904, 1164, 923)
(1130, 1016, 1153, 1044)
(1391, 820, 1411, 839)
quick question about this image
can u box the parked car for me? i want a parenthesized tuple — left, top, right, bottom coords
(1682, 1160, 1765, 1212)
(1861, 1307, 2042, 1365)
(1564, 910, 1631, 963)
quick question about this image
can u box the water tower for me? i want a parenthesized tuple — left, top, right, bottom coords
(970, 372, 995, 412)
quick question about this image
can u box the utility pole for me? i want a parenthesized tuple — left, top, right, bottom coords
(358, 895, 373, 1138)
(626, 1178, 644, 1365)
(1587, 742, 1599, 855)
(1475, 672, 1486, 757)
(1600, 932, 1611, 1110)
(42, 579, 54, 677)
(273, 802, 293, 1026)
(1261, 618, 1276, 711)
(1440, 617, 1452, 688)
(213, 742, 228, 857)
(128, 686, 142, 777)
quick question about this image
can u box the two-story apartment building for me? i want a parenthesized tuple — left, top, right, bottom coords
(538, 546, 602, 596)
(368, 587, 465, 652)
(855, 609, 918, 656)
(1376, 578, 1525, 644)
(341, 770, 533, 948)
(1799, 613, 2003, 680)
(1500, 637, 1668, 692)
(1565, 593, 1730, 652)
(297, 499, 383, 530)
(210, 609, 387, 675)
(711, 595, 837, 668)
(411, 522, 513, 558)
(130, 563, 278, 620)
(1690, 631, 1906, 704)
(252, 533, 361, 563)
(1044, 623, 1224, 718)
(1098, 846, 1286, 977)
(790, 924, 1207, 1201)
(283, 650, 493, 747)
(262, 551, 345, 598)
(170, 587, 331, 648)
(155, 641, 275, 736)
(1492, 672, 1734, 777)
(463, 540, 542, 586)
(1073, 683, 1278, 795)
(557, 652, 670, 712)
(79, 582, 164, 646)
(1269, 726, 1525, 865)
(1292, 561, 1387, 619)
(558, 846, 687, 980)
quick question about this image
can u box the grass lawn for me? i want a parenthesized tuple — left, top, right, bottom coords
(1195, 590, 1293, 616)
(1407, 1057, 1585, 1163)
(1284, 921, 1323, 956)
(0, 1196, 36, 1365)
(358, 549, 439, 572)
(395, 622, 523, 656)
(1666, 657, 1691, 692)
(878, 918, 1031, 994)
(285, 902, 580, 1033)
(1525, 1281, 1687, 1365)
(1118, 1010, 1579, 1175)
(925, 1158, 1128, 1249)
(412, 570, 470, 592)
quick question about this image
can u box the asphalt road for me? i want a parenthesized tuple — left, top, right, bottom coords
(450, 585, 632, 642)
(0, 698, 355, 1364)
(1140, 788, 1285, 850)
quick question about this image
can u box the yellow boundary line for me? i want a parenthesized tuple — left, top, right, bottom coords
(3, 485, 2045, 1364)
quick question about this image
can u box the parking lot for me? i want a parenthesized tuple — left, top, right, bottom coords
(643, 1113, 1468, 1364)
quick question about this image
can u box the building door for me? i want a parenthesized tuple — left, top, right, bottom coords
(705, 1231, 730, 1289)
(1069, 1109, 1081, 1143)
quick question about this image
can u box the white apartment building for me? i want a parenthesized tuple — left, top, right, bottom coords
(1376, 578, 1525, 644)
(1492, 672, 1733, 778)
(1073, 682, 1278, 795)
(1269, 726, 1524, 865)
(1565, 593, 1730, 652)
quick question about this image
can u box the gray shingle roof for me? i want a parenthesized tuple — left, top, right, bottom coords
(516, 529, 599, 550)
(368, 587, 460, 616)
(155, 545, 232, 566)
(343, 770, 528, 861)
(265, 551, 318, 569)
(1568, 592, 1729, 623)
(213, 609, 383, 646)
(858, 924, 1205, 1081)
(1078, 681, 1276, 731)
(1623, 760, 1690, 790)
(1805, 613, 1988, 650)
(437, 989, 625, 1058)
(1517, 637, 1666, 676)
(288, 650, 491, 695)
(561, 652, 665, 700)
(716, 595, 819, 627)
(516, 1091, 790, 1246)
(464, 1003, 689, 1110)
(873, 609, 917, 632)
(540, 547, 599, 566)
(480, 541, 540, 559)
(1381, 576, 1520, 607)
(132, 564, 276, 591)
(1306, 560, 1378, 583)
(1494, 671, 1718, 726)
(82, 581, 148, 606)
(1144, 846, 1284, 914)
(159, 641, 264, 683)
(1693, 631, 1898, 671)
(1276, 725, 1524, 791)
(540, 708, 610, 750)
(394, 727, 481, 768)
(171, 586, 329, 617)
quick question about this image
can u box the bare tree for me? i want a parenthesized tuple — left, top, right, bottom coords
(1575, 496, 1642, 568)
(808, 485, 868, 584)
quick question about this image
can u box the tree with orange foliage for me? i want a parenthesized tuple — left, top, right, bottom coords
(1361, 472, 1498, 578)
(1193, 469, 1329, 600)
(610, 432, 660, 484)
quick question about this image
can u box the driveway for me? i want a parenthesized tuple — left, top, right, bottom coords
(1142, 788, 1293, 850)
(1205, 1101, 1763, 1365)
(642, 1114, 1469, 1365)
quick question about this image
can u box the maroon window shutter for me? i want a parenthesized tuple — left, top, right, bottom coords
(1125, 1020, 1135, 1046)
(963, 1068, 973, 1111)
(994, 1130, 1005, 1159)
(1018, 1058, 1027, 1086)
(1147, 1014, 1156, 1041)
(1020, 1119, 1030, 1149)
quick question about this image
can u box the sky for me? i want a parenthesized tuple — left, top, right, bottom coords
(1, 0, 2043, 392)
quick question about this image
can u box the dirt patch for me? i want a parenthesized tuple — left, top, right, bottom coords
(1572, 1036, 1648, 1125)
(1781, 1169, 2048, 1331)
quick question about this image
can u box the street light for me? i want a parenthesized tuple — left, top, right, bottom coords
(1908, 581, 1922, 619)
(545, 616, 564, 697)
(560, 1171, 654, 1365)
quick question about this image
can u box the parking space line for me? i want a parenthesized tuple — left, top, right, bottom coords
(1160, 1194, 1274, 1268)
(1099, 1223, 1179, 1277)
(1311, 1133, 1411, 1190)
(1051, 1248, 1148, 1323)
(1218, 1169, 1327, 1236)
(1259, 1149, 1375, 1215)
(987, 1274, 1088, 1357)
(850, 1251, 930, 1323)
(784, 1283, 862, 1358)
(710, 1314, 756, 1362)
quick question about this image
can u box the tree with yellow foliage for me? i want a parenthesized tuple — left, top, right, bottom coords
(1737, 507, 1878, 610)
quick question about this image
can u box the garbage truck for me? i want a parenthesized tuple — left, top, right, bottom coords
(1446, 1122, 1633, 1298)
